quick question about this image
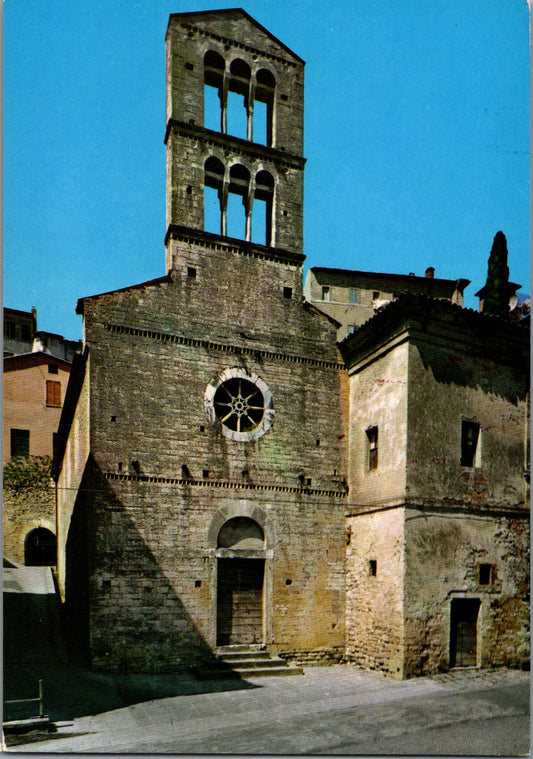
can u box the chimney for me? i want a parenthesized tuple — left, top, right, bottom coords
(425, 267, 435, 279)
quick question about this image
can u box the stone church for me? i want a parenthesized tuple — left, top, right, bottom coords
(54, 9, 529, 678)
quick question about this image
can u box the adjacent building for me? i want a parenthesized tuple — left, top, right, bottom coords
(3, 308, 81, 566)
(304, 267, 470, 340)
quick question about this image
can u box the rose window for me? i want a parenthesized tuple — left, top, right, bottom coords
(205, 368, 274, 441)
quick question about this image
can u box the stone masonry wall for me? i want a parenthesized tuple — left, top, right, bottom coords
(345, 508, 405, 678)
(165, 12, 304, 256)
(85, 476, 346, 671)
(75, 265, 348, 671)
(3, 483, 55, 565)
(404, 509, 530, 675)
(56, 357, 90, 598)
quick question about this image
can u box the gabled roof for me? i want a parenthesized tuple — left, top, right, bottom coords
(3, 351, 72, 372)
(76, 275, 172, 315)
(308, 267, 470, 297)
(339, 293, 529, 371)
(167, 8, 304, 64)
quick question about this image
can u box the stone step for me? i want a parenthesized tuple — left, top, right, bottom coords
(216, 644, 264, 654)
(231, 665, 304, 677)
(195, 663, 303, 679)
(218, 656, 287, 669)
(194, 646, 304, 679)
(218, 651, 272, 662)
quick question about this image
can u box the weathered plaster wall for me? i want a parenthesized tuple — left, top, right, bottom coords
(406, 340, 528, 509)
(404, 509, 530, 675)
(347, 339, 408, 506)
(345, 507, 405, 677)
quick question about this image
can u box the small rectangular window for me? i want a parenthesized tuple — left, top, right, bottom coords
(187, 266, 197, 278)
(321, 286, 330, 301)
(48, 364, 59, 374)
(369, 559, 377, 576)
(20, 324, 32, 341)
(283, 286, 292, 299)
(479, 563, 493, 585)
(11, 429, 30, 458)
(349, 288, 359, 304)
(4, 320, 16, 339)
(46, 380, 61, 407)
(461, 421, 480, 467)
(366, 426, 378, 470)
(373, 291, 380, 300)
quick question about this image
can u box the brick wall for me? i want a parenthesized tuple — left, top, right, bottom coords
(3, 362, 71, 465)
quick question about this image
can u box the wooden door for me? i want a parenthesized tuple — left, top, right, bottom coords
(217, 558, 264, 646)
(450, 598, 480, 667)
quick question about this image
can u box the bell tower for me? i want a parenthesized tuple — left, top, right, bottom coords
(164, 9, 306, 277)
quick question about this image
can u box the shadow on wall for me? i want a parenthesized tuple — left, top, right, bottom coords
(4, 457, 257, 723)
(416, 340, 529, 406)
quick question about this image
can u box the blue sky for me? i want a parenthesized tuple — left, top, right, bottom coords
(4, 0, 530, 340)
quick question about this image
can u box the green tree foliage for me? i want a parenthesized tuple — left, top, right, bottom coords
(3, 455, 52, 492)
(483, 231, 510, 318)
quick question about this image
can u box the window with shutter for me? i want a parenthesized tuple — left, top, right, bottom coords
(46, 380, 61, 407)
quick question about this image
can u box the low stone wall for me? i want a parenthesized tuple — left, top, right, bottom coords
(277, 647, 345, 666)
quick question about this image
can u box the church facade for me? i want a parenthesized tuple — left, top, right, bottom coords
(54, 10, 529, 678)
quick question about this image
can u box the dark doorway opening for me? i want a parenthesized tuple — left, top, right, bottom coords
(217, 558, 264, 646)
(25, 527, 57, 566)
(450, 598, 480, 667)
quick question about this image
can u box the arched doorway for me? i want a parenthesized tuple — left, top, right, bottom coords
(25, 528, 56, 566)
(216, 517, 265, 646)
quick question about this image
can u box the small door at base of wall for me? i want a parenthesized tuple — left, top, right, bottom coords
(217, 558, 264, 646)
(450, 598, 480, 667)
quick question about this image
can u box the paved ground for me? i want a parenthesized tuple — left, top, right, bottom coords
(7, 666, 529, 754)
(4, 566, 530, 754)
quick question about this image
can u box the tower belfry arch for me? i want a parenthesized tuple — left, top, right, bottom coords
(164, 9, 306, 279)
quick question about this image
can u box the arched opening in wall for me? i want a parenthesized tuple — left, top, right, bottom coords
(204, 50, 225, 132)
(218, 517, 265, 550)
(204, 156, 224, 235)
(25, 528, 56, 566)
(227, 164, 250, 240)
(216, 517, 265, 646)
(254, 69, 275, 145)
(227, 59, 250, 140)
(252, 170, 274, 246)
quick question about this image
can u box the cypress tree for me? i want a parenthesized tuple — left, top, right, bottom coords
(483, 231, 510, 318)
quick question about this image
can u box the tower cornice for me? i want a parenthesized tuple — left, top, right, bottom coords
(164, 119, 306, 170)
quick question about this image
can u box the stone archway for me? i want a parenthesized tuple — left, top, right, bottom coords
(25, 527, 56, 566)
(215, 516, 266, 646)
